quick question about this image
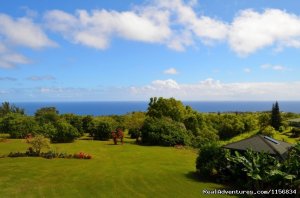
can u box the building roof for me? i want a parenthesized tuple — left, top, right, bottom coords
(222, 135, 294, 158)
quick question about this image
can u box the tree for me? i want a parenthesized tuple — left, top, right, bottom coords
(94, 121, 112, 140)
(141, 117, 191, 146)
(61, 114, 83, 136)
(271, 101, 282, 131)
(35, 107, 59, 124)
(0, 113, 39, 138)
(259, 113, 271, 130)
(196, 143, 228, 178)
(26, 135, 50, 154)
(260, 125, 276, 137)
(147, 97, 187, 122)
(49, 120, 80, 143)
(82, 115, 93, 133)
(0, 102, 24, 117)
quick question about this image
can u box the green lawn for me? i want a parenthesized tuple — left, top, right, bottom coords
(0, 138, 237, 198)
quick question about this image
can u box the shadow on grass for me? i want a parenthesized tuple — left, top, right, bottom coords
(184, 171, 250, 198)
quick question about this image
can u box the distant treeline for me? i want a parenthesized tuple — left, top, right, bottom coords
(0, 98, 299, 147)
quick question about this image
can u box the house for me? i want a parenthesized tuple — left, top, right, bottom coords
(222, 135, 294, 159)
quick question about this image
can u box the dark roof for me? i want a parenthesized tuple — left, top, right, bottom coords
(223, 135, 294, 158)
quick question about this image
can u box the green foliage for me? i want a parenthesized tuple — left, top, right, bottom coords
(141, 117, 191, 146)
(35, 107, 59, 124)
(123, 112, 146, 131)
(283, 142, 300, 182)
(0, 102, 24, 117)
(93, 121, 112, 141)
(50, 120, 80, 143)
(278, 125, 285, 132)
(226, 150, 296, 189)
(260, 125, 276, 137)
(191, 127, 219, 148)
(82, 115, 93, 133)
(88, 119, 114, 140)
(38, 123, 57, 138)
(271, 101, 282, 131)
(218, 114, 245, 139)
(241, 114, 259, 132)
(147, 97, 187, 122)
(259, 113, 271, 129)
(291, 127, 300, 138)
(26, 135, 50, 154)
(0, 113, 39, 138)
(61, 114, 84, 135)
(196, 143, 228, 178)
(128, 128, 141, 139)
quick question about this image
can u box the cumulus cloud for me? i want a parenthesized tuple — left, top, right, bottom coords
(261, 64, 287, 71)
(164, 68, 178, 75)
(0, 14, 56, 49)
(43, 0, 228, 51)
(42, 1, 300, 55)
(229, 9, 300, 56)
(0, 13, 55, 68)
(130, 78, 300, 100)
(2, 78, 300, 101)
(44, 9, 171, 49)
(0, 49, 30, 68)
(27, 75, 56, 81)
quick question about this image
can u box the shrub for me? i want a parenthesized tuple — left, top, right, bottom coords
(291, 127, 300, 138)
(50, 120, 80, 143)
(226, 150, 296, 190)
(191, 127, 219, 148)
(196, 143, 228, 178)
(278, 126, 285, 132)
(260, 125, 276, 137)
(93, 121, 112, 140)
(141, 117, 191, 146)
(73, 152, 92, 159)
(0, 113, 39, 138)
(128, 128, 141, 139)
(26, 135, 50, 155)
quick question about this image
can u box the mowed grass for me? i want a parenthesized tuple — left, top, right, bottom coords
(0, 137, 237, 198)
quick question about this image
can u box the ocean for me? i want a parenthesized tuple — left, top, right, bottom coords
(12, 101, 300, 116)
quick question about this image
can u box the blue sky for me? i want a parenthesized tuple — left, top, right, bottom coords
(1, 0, 300, 101)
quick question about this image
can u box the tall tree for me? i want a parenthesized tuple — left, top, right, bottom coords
(271, 101, 282, 131)
(0, 102, 24, 117)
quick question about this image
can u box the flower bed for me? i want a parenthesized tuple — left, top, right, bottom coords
(7, 150, 92, 160)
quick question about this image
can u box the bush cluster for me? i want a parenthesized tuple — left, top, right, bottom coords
(196, 142, 300, 191)
(7, 150, 92, 160)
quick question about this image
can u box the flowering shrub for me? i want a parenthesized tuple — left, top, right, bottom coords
(73, 152, 92, 159)
(7, 151, 92, 160)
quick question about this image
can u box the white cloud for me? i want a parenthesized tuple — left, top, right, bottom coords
(0, 50, 30, 68)
(244, 68, 251, 73)
(41, 1, 300, 55)
(130, 78, 300, 100)
(0, 14, 56, 49)
(2, 79, 300, 101)
(44, 0, 228, 51)
(229, 9, 300, 56)
(164, 68, 178, 75)
(27, 75, 56, 81)
(261, 64, 287, 71)
(44, 9, 171, 49)
(0, 13, 56, 68)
